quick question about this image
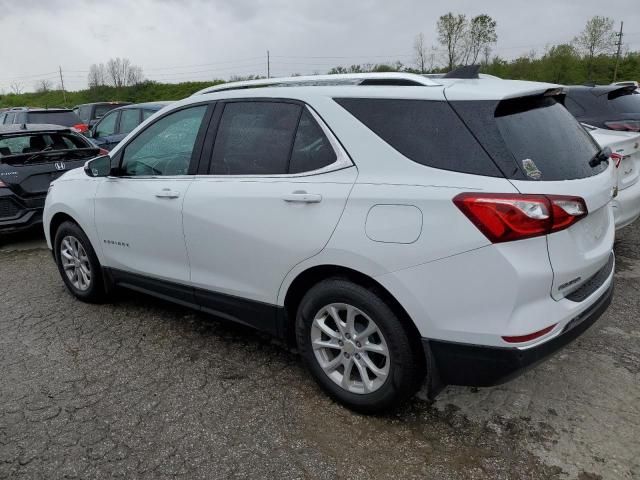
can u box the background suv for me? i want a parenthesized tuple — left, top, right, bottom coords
(564, 84, 640, 132)
(73, 102, 132, 128)
(88, 102, 172, 151)
(0, 107, 88, 133)
(44, 73, 615, 412)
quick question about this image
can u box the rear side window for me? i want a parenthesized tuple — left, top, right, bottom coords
(26, 111, 81, 127)
(289, 110, 337, 174)
(609, 91, 640, 113)
(451, 96, 605, 181)
(95, 104, 120, 118)
(334, 98, 501, 177)
(210, 102, 301, 175)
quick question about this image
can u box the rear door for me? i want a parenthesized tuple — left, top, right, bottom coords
(182, 100, 356, 316)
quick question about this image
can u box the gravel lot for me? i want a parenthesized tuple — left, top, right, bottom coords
(0, 225, 638, 480)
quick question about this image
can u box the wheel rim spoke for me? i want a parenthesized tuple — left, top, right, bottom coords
(60, 235, 92, 292)
(311, 302, 390, 395)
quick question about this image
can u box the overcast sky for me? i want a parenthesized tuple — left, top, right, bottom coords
(0, 0, 639, 92)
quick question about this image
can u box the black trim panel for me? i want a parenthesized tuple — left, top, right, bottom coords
(424, 281, 614, 387)
(106, 268, 282, 337)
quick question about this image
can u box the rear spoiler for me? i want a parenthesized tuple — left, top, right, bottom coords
(605, 85, 638, 99)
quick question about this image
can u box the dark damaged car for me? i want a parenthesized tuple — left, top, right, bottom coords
(0, 124, 104, 234)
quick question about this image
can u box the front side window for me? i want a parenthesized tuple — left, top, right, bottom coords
(121, 105, 207, 177)
(210, 102, 301, 175)
(95, 112, 118, 137)
(119, 109, 140, 134)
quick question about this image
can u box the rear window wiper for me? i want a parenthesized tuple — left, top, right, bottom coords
(589, 147, 611, 168)
(25, 146, 54, 164)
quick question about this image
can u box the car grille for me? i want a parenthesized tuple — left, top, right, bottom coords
(566, 253, 615, 302)
(0, 198, 21, 219)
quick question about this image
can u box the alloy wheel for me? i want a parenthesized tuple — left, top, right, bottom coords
(311, 303, 390, 394)
(60, 235, 92, 291)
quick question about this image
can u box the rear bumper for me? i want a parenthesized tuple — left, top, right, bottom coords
(0, 191, 45, 233)
(424, 281, 614, 387)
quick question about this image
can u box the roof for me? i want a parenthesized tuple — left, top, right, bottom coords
(9, 107, 73, 112)
(116, 101, 173, 110)
(74, 101, 132, 107)
(0, 123, 72, 134)
(190, 72, 561, 103)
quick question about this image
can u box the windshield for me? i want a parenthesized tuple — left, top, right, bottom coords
(451, 96, 606, 181)
(26, 111, 82, 127)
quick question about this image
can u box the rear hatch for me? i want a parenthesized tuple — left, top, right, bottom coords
(449, 91, 615, 301)
(0, 131, 99, 198)
(587, 127, 640, 192)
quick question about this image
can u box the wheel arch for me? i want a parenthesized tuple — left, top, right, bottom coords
(282, 264, 424, 356)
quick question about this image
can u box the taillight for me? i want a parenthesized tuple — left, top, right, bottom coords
(610, 152, 623, 168)
(72, 123, 89, 133)
(453, 193, 588, 243)
(98, 148, 109, 156)
(0, 179, 6, 188)
(604, 120, 640, 132)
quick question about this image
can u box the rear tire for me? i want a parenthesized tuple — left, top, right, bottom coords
(296, 278, 424, 413)
(54, 221, 108, 303)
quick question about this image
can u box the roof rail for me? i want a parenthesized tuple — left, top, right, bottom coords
(193, 72, 442, 95)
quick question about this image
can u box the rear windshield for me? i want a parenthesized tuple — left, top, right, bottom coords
(609, 91, 640, 113)
(451, 96, 606, 181)
(26, 111, 82, 127)
(334, 98, 501, 177)
(0, 132, 90, 157)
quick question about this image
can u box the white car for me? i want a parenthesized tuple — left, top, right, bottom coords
(44, 73, 616, 412)
(585, 124, 640, 229)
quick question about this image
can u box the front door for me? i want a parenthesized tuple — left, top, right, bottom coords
(94, 104, 210, 284)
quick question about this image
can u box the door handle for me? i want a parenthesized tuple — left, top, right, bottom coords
(155, 188, 181, 199)
(282, 191, 322, 203)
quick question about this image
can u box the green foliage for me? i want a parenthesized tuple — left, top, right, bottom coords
(482, 50, 640, 85)
(0, 80, 225, 109)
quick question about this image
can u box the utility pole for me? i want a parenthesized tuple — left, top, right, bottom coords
(58, 66, 67, 105)
(267, 50, 270, 78)
(613, 21, 624, 83)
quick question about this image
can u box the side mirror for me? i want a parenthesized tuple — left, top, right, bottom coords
(84, 155, 112, 178)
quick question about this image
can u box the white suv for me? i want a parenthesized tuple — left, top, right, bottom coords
(44, 73, 616, 412)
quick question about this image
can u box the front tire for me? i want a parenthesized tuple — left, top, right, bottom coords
(54, 221, 108, 303)
(296, 278, 424, 413)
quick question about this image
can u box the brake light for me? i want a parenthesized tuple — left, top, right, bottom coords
(72, 123, 89, 133)
(502, 324, 556, 343)
(604, 120, 640, 132)
(453, 193, 588, 243)
(0, 179, 6, 188)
